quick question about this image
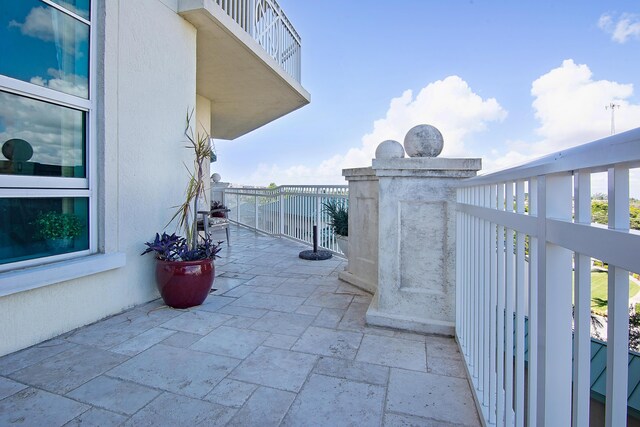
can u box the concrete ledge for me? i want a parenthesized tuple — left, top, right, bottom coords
(342, 167, 378, 181)
(372, 157, 481, 171)
(0, 253, 126, 298)
(338, 270, 375, 294)
(372, 158, 481, 178)
(366, 297, 455, 336)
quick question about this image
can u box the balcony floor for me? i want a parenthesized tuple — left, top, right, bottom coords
(0, 227, 479, 426)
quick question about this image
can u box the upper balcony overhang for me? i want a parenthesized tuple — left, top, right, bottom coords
(178, 0, 310, 140)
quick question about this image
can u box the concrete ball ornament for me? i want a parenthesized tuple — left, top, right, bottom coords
(403, 124, 443, 157)
(375, 140, 405, 159)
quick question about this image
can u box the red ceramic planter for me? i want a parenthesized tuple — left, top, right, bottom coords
(155, 259, 214, 309)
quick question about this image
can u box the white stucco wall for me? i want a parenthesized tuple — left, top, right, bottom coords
(0, 0, 197, 356)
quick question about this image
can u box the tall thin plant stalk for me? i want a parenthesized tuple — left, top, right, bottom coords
(168, 109, 213, 250)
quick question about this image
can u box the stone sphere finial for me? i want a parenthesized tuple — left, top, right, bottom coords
(211, 173, 221, 183)
(375, 140, 405, 159)
(404, 125, 443, 157)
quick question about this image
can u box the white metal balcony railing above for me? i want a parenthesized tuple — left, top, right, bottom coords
(222, 185, 348, 254)
(215, 0, 302, 82)
(456, 128, 640, 426)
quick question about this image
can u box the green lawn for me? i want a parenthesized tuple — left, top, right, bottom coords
(575, 271, 640, 315)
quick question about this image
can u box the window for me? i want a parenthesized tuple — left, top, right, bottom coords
(0, 0, 94, 271)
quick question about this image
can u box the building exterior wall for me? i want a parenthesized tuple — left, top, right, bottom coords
(0, 0, 197, 356)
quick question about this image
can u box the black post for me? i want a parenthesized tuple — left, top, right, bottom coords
(313, 225, 318, 253)
(299, 223, 331, 261)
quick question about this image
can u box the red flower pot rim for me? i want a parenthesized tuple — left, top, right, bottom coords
(156, 258, 214, 265)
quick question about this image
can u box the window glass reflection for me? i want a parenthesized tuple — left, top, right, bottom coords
(49, 0, 90, 20)
(0, 91, 86, 178)
(0, 197, 89, 265)
(0, 0, 89, 98)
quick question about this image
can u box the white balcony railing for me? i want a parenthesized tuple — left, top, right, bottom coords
(222, 185, 348, 253)
(216, 0, 302, 82)
(456, 128, 640, 426)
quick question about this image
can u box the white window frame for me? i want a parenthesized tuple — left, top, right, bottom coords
(0, 0, 97, 273)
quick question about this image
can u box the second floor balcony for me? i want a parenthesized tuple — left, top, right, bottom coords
(179, 0, 310, 139)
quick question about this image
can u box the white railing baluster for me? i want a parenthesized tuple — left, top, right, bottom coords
(460, 188, 467, 354)
(482, 185, 491, 409)
(286, 189, 290, 237)
(496, 183, 506, 427)
(478, 186, 484, 383)
(505, 181, 515, 426)
(527, 177, 538, 427)
(515, 180, 525, 427)
(573, 171, 591, 427)
(606, 165, 630, 427)
(254, 193, 258, 230)
(456, 190, 462, 348)
(538, 173, 573, 425)
(279, 189, 284, 236)
(489, 183, 498, 424)
(316, 191, 321, 236)
(472, 186, 479, 381)
(467, 187, 471, 356)
(297, 192, 302, 241)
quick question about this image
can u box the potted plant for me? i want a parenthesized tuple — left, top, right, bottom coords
(35, 211, 83, 250)
(210, 201, 227, 218)
(322, 200, 348, 257)
(142, 110, 222, 309)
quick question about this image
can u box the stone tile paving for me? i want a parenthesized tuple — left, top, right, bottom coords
(0, 226, 480, 426)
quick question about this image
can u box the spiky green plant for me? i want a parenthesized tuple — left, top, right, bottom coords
(322, 200, 348, 237)
(168, 109, 213, 250)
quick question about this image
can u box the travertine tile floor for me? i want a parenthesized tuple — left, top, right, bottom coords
(0, 227, 480, 426)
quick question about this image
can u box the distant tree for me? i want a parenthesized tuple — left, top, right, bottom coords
(267, 182, 277, 189)
(630, 306, 640, 352)
(591, 200, 608, 225)
(631, 204, 640, 230)
(590, 199, 640, 230)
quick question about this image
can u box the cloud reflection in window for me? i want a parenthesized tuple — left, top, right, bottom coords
(1, 1, 89, 99)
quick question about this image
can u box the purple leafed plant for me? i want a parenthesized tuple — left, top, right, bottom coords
(141, 232, 222, 261)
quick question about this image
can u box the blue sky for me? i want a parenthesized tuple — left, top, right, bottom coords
(214, 0, 640, 189)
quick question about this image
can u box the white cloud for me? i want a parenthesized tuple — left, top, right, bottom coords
(241, 76, 507, 185)
(598, 12, 640, 43)
(531, 59, 637, 146)
(485, 59, 640, 174)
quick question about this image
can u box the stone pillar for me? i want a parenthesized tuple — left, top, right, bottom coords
(211, 182, 229, 204)
(210, 173, 230, 205)
(365, 127, 481, 335)
(338, 167, 379, 294)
